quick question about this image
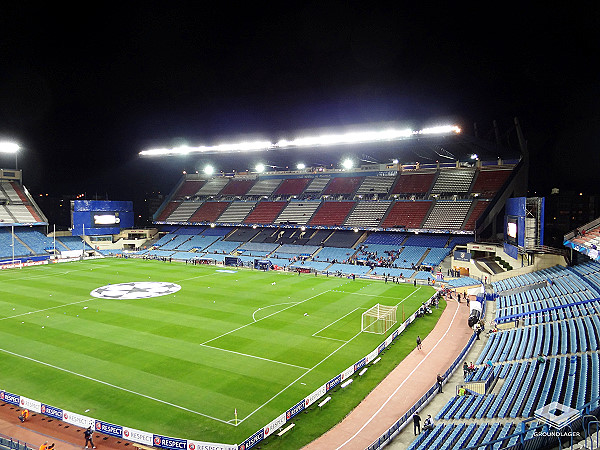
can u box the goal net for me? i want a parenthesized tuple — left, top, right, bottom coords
(361, 304, 397, 334)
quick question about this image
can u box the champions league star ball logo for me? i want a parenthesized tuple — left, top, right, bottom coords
(91, 282, 181, 299)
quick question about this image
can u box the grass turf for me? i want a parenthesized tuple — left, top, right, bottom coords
(0, 258, 439, 445)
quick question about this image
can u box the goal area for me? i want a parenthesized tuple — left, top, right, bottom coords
(361, 303, 397, 334)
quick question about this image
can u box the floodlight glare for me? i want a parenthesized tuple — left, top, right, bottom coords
(255, 163, 265, 173)
(392, 159, 399, 164)
(342, 158, 354, 170)
(296, 163, 306, 170)
(204, 164, 215, 175)
(0, 142, 20, 153)
(470, 153, 479, 160)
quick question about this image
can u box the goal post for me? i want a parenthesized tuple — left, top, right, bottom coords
(361, 303, 397, 334)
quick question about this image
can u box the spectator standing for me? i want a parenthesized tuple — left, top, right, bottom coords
(413, 412, 421, 435)
(84, 426, 97, 449)
(416, 335, 422, 350)
(437, 373, 444, 393)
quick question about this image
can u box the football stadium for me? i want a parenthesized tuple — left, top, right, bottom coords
(1, 120, 599, 450)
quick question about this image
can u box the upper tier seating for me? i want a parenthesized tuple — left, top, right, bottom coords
(422, 200, 473, 229)
(391, 172, 435, 194)
(195, 178, 230, 196)
(380, 201, 432, 229)
(273, 178, 311, 196)
(219, 179, 256, 196)
(166, 202, 201, 222)
(430, 168, 476, 194)
(215, 201, 256, 223)
(244, 201, 288, 224)
(344, 201, 391, 228)
(471, 169, 512, 197)
(305, 230, 333, 246)
(175, 180, 204, 198)
(246, 178, 282, 196)
(322, 176, 363, 195)
(274, 201, 321, 225)
(463, 200, 490, 231)
(156, 202, 180, 221)
(188, 201, 230, 222)
(223, 227, 260, 242)
(0, 182, 42, 223)
(304, 177, 330, 195)
(309, 201, 355, 226)
(355, 176, 396, 195)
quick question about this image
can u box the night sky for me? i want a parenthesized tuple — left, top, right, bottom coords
(1, 3, 598, 202)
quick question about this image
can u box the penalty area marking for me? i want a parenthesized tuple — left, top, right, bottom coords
(0, 347, 234, 425)
(0, 298, 96, 321)
(311, 307, 364, 342)
(252, 302, 299, 322)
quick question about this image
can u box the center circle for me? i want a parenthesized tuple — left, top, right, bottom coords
(90, 282, 181, 299)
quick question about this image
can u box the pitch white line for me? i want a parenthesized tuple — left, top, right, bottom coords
(0, 299, 96, 321)
(0, 347, 233, 425)
(202, 289, 332, 345)
(252, 302, 299, 322)
(396, 286, 421, 306)
(200, 343, 310, 370)
(238, 328, 364, 424)
(334, 300, 461, 449)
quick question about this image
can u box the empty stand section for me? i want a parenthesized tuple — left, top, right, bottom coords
(219, 179, 255, 196)
(381, 201, 431, 228)
(166, 202, 202, 222)
(322, 176, 363, 195)
(344, 201, 391, 228)
(156, 201, 180, 221)
(391, 172, 435, 194)
(175, 180, 204, 198)
(274, 201, 321, 224)
(471, 169, 512, 197)
(244, 201, 287, 224)
(188, 201, 230, 222)
(215, 201, 256, 223)
(356, 175, 396, 195)
(195, 178, 230, 196)
(463, 199, 490, 230)
(273, 177, 310, 196)
(304, 177, 330, 195)
(422, 200, 473, 229)
(430, 168, 475, 194)
(246, 178, 282, 196)
(309, 201, 355, 226)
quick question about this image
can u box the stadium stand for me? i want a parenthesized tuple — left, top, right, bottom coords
(165, 202, 201, 222)
(322, 176, 363, 196)
(422, 200, 473, 230)
(188, 201, 230, 222)
(380, 201, 432, 229)
(195, 177, 229, 196)
(274, 201, 321, 225)
(309, 201, 355, 226)
(344, 201, 391, 228)
(471, 168, 512, 198)
(304, 177, 330, 195)
(355, 175, 396, 196)
(219, 178, 255, 197)
(391, 171, 435, 194)
(215, 201, 256, 223)
(273, 177, 311, 196)
(246, 178, 282, 196)
(430, 168, 475, 194)
(174, 179, 204, 198)
(244, 201, 287, 224)
(406, 261, 600, 450)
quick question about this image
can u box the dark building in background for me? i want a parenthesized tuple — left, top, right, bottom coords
(544, 189, 599, 248)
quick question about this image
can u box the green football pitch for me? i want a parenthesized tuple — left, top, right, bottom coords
(0, 258, 437, 445)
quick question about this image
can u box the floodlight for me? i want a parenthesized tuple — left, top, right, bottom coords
(392, 159, 399, 164)
(0, 142, 20, 153)
(470, 153, 479, 160)
(342, 158, 354, 170)
(204, 165, 215, 175)
(296, 163, 306, 170)
(255, 163, 265, 173)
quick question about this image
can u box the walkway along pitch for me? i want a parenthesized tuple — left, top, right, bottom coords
(303, 297, 472, 450)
